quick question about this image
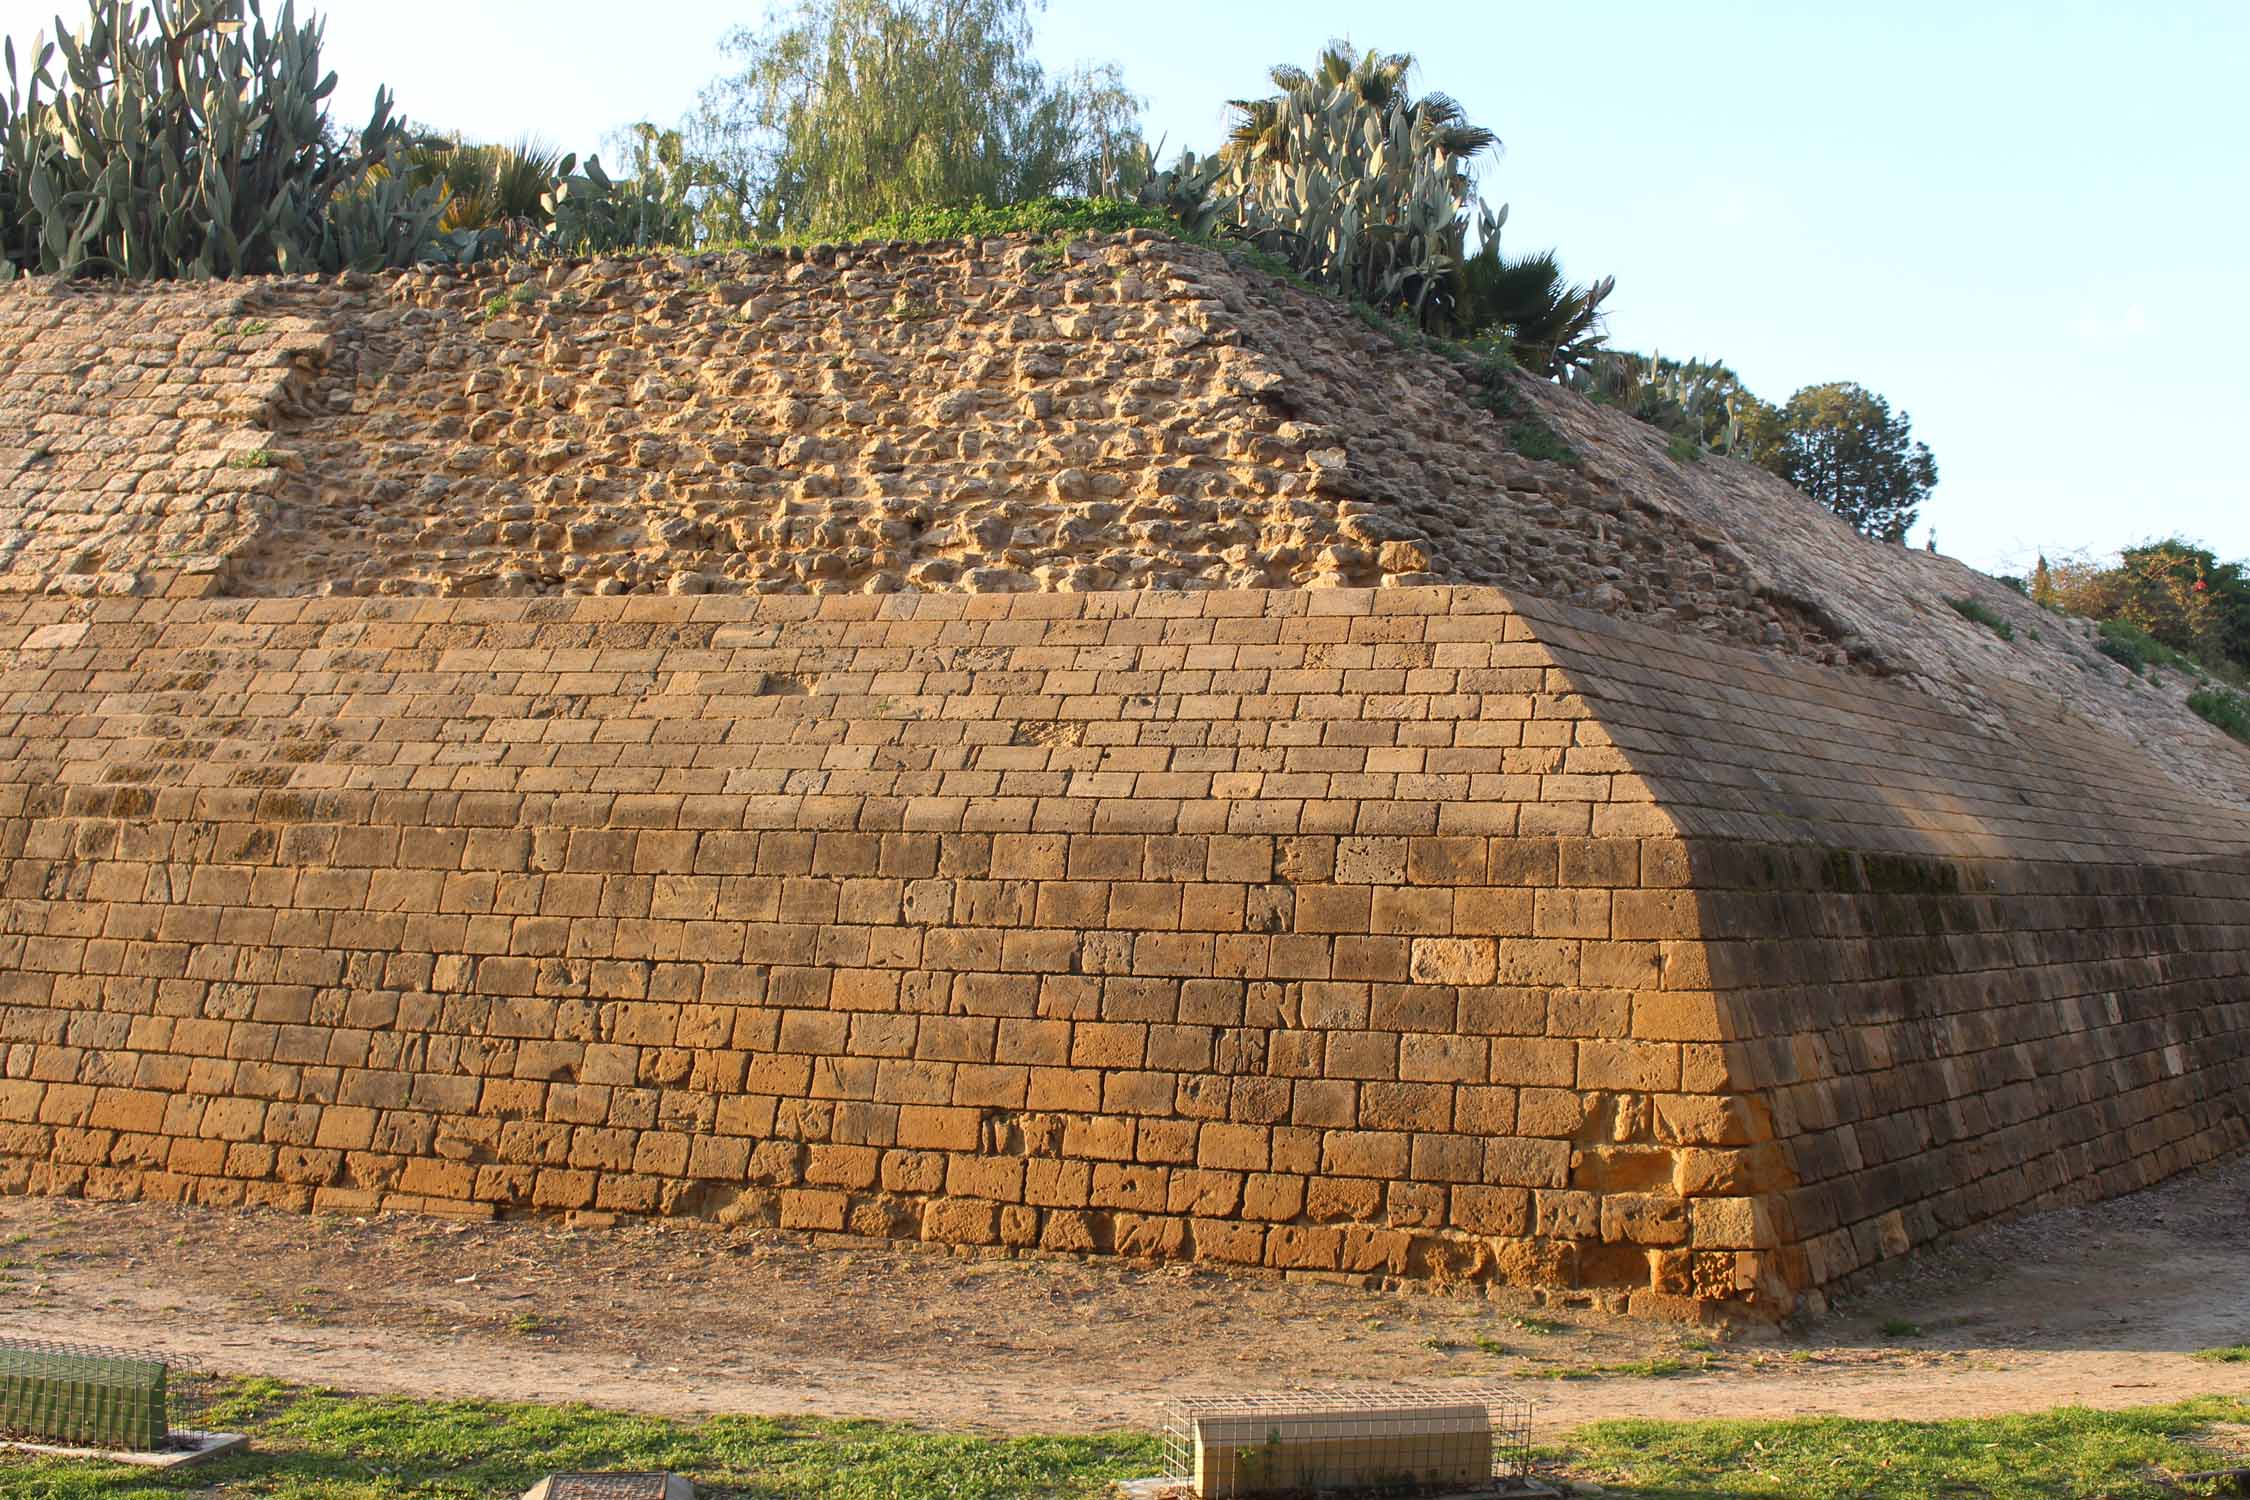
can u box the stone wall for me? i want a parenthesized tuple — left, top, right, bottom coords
(0, 583, 2242, 1315)
(0, 280, 324, 597)
(0, 239, 1836, 660)
(1539, 607, 2250, 1303)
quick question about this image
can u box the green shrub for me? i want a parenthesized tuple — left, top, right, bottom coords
(1509, 421, 1579, 467)
(1567, 349, 1760, 457)
(2188, 686, 2250, 743)
(2095, 618, 2204, 677)
(1945, 597, 2014, 642)
(2045, 538, 2250, 677)
(842, 196, 1172, 243)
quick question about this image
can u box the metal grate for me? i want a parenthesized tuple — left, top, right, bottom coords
(524, 1476, 693, 1500)
(0, 1335, 168, 1451)
(1160, 1387, 1539, 1497)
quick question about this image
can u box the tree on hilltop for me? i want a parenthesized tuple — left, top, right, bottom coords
(688, 0, 1143, 239)
(1752, 382, 1938, 543)
(2046, 539, 2250, 672)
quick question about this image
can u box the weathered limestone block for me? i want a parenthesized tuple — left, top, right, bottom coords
(0, 573, 2241, 1322)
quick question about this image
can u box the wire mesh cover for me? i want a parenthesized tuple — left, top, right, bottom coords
(1161, 1388, 1535, 1498)
(0, 1335, 169, 1451)
(0, 1337, 165, 1380)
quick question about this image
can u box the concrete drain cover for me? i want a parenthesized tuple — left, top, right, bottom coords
(521, 1475, 694, 1500)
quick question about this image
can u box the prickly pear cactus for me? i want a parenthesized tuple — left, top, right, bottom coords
(1216, 54, 1486, 329)
(0, 0, 439, 280)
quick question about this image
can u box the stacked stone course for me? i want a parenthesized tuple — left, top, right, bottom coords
(0, 583, 2242, 1315)
(1562, 617, 2250, 1295)
(0, 586, 1784, 1314)
(0, 280, 325, 596)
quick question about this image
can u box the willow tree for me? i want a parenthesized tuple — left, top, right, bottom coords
(688, 0, 1141, 238)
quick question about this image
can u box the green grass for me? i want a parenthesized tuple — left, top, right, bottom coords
(477, 285, 538, 321)
(224, 449, 274, 471)
(1879, 1317, 1924, 1339)
(1517, 1357, 1699, 1382)
(687, 196, 1174, 257)
(8, 1380, 2247, 1500)
(0, 1378, 1155, 1500)
(1559, 1397, 2250, 1499)
(1461, 368, 1578, 466)
(1945, 596, 2015, 642)
(2188, 686, 2250, 744)
(2193, 1345, 2250, 1363)
(1505, 419, 1579, 467)
(1666, 431, 1702, 464)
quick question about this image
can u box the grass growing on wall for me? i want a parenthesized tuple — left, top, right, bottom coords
(2188, 685, 2250, 743)
(1945, 596, 2015, 642)
(2096, 617, 2210, 678)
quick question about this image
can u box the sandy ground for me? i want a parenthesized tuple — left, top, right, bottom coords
(4, 1156, 2247, 1437)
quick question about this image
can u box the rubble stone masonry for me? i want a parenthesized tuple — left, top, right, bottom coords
(0, 585, 2242, 1315)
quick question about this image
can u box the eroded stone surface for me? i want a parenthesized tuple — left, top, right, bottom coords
(0, 237, 1831, 657)
(0, 280, 316, 597)
(232, 235, 1797, 638)
(7, 233, 2242, 810)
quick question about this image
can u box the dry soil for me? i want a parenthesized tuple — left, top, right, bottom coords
(3, 1154, 2247, 1435)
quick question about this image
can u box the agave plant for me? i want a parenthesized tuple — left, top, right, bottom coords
(1566, 349, 1762, 453)
(1223, 44, 1496, 183)
(1130, 145, 1229, 239)
(0, 0, 441, 279)
(0, 59, 19, 281)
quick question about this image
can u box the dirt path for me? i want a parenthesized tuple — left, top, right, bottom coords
(5, 1157, 2247, 1436)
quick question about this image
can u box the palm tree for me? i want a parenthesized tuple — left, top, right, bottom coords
(1461, 237, 1615, 375)
(396, 136, 571, 237)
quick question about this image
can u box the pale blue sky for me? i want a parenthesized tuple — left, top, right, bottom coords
(5, 0, 2244, 575)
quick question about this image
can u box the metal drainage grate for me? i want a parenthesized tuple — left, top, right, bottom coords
(521, 1474, 695, 1500)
